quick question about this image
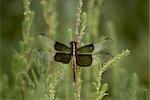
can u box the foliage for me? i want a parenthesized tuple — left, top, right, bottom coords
(0, 0, 149, 100)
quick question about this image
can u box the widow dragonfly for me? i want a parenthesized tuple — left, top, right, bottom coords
(34, 34, 113, 82)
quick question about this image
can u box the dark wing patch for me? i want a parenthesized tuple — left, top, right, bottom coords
(54, 41, 71, 52)
(77, 44, 94, 53)
(54, 53, 71, 64)
(76, 54, 92, 67)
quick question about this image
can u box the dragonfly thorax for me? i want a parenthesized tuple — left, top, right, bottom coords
(70, 41, 77, 56)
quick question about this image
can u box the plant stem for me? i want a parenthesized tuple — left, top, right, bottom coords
(75, 68, 82, 100)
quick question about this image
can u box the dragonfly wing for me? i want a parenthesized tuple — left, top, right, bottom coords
(33, 35, 72, 64)
(76, 44, 94, 67)
(93, 38, 112, 54)
(76, 54, 92, 67)
(32, 34, 55, 52)
(77, 44, 94, 53)
(37, 50, 55, 63)
(54, 41, 71, 52)
(94, 52, 113, 64)
(54, 53, 71, 64)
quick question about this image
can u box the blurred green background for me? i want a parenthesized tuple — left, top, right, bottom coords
(0, 0, 149, 99)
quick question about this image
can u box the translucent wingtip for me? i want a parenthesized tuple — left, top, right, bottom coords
(32, 34, 54, 52)
(93, 38, 113, 54)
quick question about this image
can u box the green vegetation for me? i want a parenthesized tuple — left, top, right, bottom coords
(0, 0, 149, 100)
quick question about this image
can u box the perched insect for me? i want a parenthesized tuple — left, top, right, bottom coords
(54, 41, 94, 82)
(33, 34, 113, 82)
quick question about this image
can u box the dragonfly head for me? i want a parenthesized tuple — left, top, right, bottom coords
(70, 41, 77, 46)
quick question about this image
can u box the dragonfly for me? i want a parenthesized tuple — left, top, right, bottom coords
(33, 34, 113, 82)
